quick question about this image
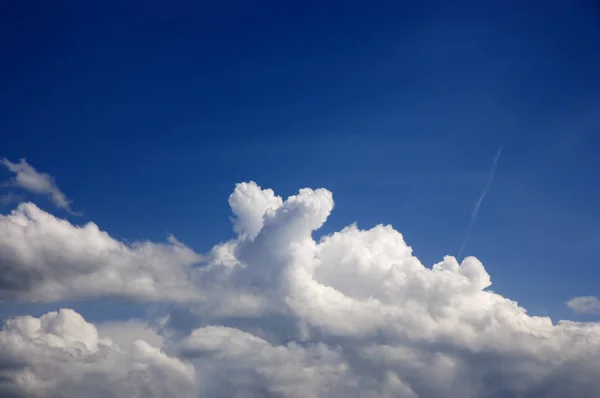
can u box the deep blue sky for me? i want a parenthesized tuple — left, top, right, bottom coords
(1, 1, 599, 322)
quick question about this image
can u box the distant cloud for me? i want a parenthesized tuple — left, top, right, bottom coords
(1, 181, 600, 397)
(567, 296, 600, 315)
(1, 157, 80, 215)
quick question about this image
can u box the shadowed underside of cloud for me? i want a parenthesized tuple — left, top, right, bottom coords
(1, 181, 599, 397)
(0, 309, 196, 398)
(1, 158, 80, 215)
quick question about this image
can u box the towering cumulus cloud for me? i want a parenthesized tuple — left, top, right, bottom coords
(1, 181, 599, 397)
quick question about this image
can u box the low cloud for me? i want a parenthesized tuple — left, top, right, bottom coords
(0, 202, 201, 302)
(1, 181, 599, 397)
(1, 158, 80, 215)
(0, 309, 196, 398)
(567, 296, 600, 315)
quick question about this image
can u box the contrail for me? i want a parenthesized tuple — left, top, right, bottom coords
(457, 146, 503, 259)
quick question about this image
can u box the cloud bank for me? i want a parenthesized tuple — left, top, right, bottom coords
(1, 158, 79, 215)
(1, 181, 599, 397)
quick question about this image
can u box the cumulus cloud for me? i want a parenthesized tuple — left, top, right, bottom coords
(1, 181, 600, 397)
(0, 202, 201, 302)
(0, 309, 196, 398)
(228, 181, 283, 240)
(1, 158, 79, 215)
(567, 296, 600, 315)
(171, 181, 600, 397)
(179, 326, 353, 398)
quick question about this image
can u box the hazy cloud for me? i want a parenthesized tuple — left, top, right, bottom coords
(0, 192, 22, 206)
(567, 296, 600, 315)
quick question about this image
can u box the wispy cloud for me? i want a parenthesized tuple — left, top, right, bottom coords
(457, 146, 503, 259)
(0, 191, 23, 206)
(1, 158, 81, 215)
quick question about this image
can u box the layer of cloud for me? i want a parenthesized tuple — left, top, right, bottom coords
(0, 202, 201, 302)
(1, 181, 600, 397)
(567, 296, 600, 315)
(1, 158, 79, 215)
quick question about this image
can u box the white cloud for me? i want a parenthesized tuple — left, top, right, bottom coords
(1, 158, 79, 214)
(171, 181, 600, 397)
(0, 202, 201, 302)
(567, 296, 600, 314)
(2, 181, 600, 397)
(179, 326, 353, 398)
(228, 181, 283, 240)
(0, 309, 196, 398)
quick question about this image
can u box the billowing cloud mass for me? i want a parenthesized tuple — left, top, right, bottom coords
(1, 181, 600, 397)
(1, 158, 79, 214)
(0, 202, 201, 302)
(567, 296, 600, 315)
(0, 309, 196, 398)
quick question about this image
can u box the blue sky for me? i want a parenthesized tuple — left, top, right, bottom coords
(1, 0, 599, 327)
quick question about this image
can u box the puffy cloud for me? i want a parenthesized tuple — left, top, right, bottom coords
(179, 326, 353, 398)
(0, 202, 201, 302)
(166, 181, 600, 397)
(2, 181, 600, 397)
(228, 181, 283, 240)
(1, 158, 79, 215)
(0, 309, 196, 398)
(567, 296, 600, 315)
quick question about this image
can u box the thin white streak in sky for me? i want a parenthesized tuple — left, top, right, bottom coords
(457, 146, 503, 259)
